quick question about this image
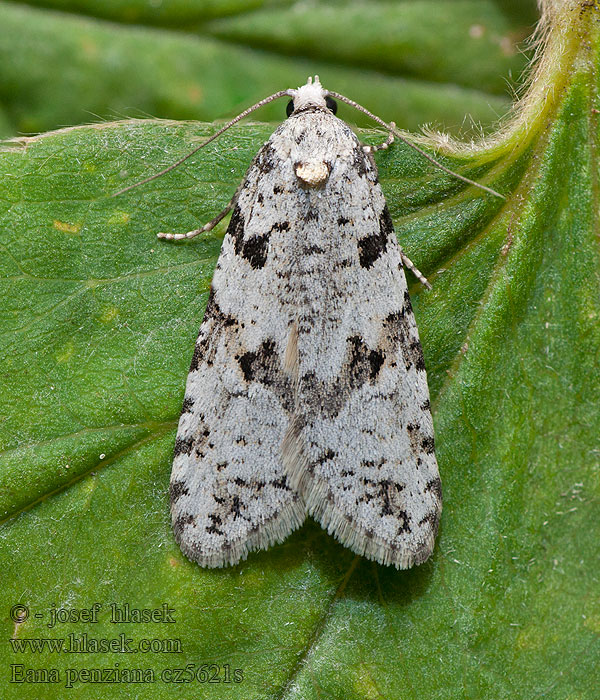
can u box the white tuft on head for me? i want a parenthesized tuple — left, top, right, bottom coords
(289, 75, 328, 112)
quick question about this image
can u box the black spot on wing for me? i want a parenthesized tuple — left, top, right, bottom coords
(180, 396, 195, 414)
(352, 146, 369, 177)
(406, 422, 435, 457)
(173, 512, 194, 537)
(190, 344, 203, 372)
(418, 509, 440, 535)
(229, 206, 269, 269)
(229, 208, 291, 270)
(237, 339, 294, 411)
(357, 206, 393, 268)
(231, 495, 243, 520)
(421, 435, 435, 455)
(227, 204, 245, 245)
(380, 205, 395, 237)
(269, 475, 292, 491)
(173, 436, 194, 457)
(192, 288, 238, 369)
(238, 339, 277, 382)
(316, 449, 336, 465)
(206, 513, 224, 535)
(381, 299, 427, 372)
(300, 336, 386, 418)
(395, 510, 411, 535)
(238, 233, 270, 269)
(256, 142, 278, 174)
(352, 144, 379, 183)
(358, 478, 407, 520)
(348, 335, 385, 382)
(202, 288, 238, 329)
(408, 339, 427, 372)
(381, 310, 405, 346)
(170, 480, 189, 503)
(303, 244, 325, 255)
(425, 477, 442, 501)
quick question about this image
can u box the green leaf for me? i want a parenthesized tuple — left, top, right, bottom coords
(206, 1, 525, 94)
(1, 1, 599, 699)
(0, 0, 535, 137)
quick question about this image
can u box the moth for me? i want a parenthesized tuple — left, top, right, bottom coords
(116, 76, 502, 569)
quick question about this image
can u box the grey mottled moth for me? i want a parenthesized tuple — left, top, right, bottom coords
(115, 76, 502, 569)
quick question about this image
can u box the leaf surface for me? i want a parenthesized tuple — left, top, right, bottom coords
(0, 0, 535, 136)
(1, 1, 599, 699)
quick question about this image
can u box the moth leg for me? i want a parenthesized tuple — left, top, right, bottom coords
(158, 184, 241, 241)
(400, 251, 432, 290)
(362, 122, 395, 154)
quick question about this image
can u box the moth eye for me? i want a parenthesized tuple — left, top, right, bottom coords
(325, 96, 337, 114)
(286, 100, 295, 118)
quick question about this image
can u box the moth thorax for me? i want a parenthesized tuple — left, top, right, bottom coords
(294, 160, 331, 187)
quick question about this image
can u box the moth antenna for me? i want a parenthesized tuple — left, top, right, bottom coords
(112, 89, 292, 197)
(327, 91, 505, 200)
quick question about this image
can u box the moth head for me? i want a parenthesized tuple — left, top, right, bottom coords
(286, 75, 337, 117)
